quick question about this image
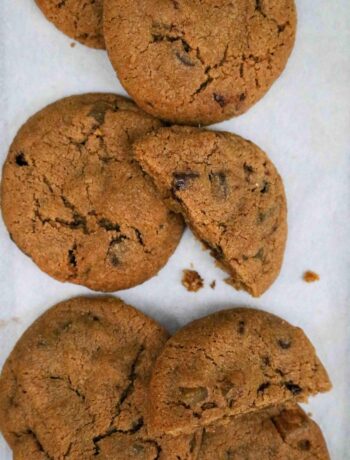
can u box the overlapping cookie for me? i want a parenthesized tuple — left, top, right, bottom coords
(147, 308, 331, 436)
(1, 94, 184, 291)
(104, 0, 297, 124)
(35, 0, 105, 48)
(134, 126, 287, 296)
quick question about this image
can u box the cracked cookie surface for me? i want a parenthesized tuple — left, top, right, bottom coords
(147, 308, 331, 437)
(0, 297, 199, 460)
(1, 94, 184, 292)
(134, 126, 286, 297)
(198, 403, 330, 459)
(104, 0, 297, 125)
(35, 0, 105, 48)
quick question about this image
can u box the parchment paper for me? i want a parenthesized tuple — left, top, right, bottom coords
(0, 1, 349, 458)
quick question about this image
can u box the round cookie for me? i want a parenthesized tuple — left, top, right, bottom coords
(0, 297, 203, 460)
(199, 404, 330, 460)
(134, 126, 286, 297)
(1, 94, 184, 292)
(104, 0, 297, 125)
(36, 0, 104, 49)
(147, 308, 331, 436)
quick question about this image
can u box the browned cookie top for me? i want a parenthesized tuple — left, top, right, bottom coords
(104, 0, 297, 125)
(1, 94, 184, 292)
(36, 0, 105, 48)
(198, 404, 330, 460)
(147, 308, 331, 437)
(0, 297, 168, 459)
(134, 126, 286, 297)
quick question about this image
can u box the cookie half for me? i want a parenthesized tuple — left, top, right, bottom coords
(104, 0, 297, 125)
(1, 94, 184, 291)
(35, 0, 104, 48)
(0, 297, 201, 460)
(134, 126, 286, 297)
(198, 403, 330, 460)
(147, 308, 331, 436)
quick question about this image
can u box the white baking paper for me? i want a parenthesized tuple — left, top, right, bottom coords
(0, 1, 349, 458)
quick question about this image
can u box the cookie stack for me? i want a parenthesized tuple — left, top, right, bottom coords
(0, 0, 333, 458)
(0, 297, 331, 459)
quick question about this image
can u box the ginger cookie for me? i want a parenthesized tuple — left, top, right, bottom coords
(104, 0, 297, 125)
(35, 0, 104, 49)
(0, 297, 201, 460)
(1, 94, 184, 292)
(147, 308, 331, 436)
(198, 403, 330, 459)
(134, 126, 286, 297)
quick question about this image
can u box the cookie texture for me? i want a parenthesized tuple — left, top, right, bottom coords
(198, 404, 330, 460)
(104, 0, 296, 125)
(36, 0, 104, 48)
(147, 308, 331, 436)
(1, 94, 184, 292)
(134, 126, 286, 297)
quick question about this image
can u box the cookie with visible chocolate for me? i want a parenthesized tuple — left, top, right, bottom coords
(199, 403, 330, 460)
(104, 0, 297, 125)
(147, 308, 331, 437)
(1, 94, 184, 292)
(134, 126, 286, 297)
(36, 0, 105, 48)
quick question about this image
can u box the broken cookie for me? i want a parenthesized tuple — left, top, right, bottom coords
(134, 126, 287, 297)
(1, 94, 184, 291)
(147, 308, 331, 437)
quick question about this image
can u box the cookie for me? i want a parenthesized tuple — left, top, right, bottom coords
(35, 0, 104, 48)
(134, 126, 286, 297)
(198, 403, 330, 459)
(147, 308, 331, 436)
(104, 0, 297, 125)
(1, 94, 184, 292)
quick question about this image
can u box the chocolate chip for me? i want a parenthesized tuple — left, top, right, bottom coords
(243, 163, 254, 174)
(98, 218, 120, 232)
(258, 211, 267, 223)
(237, 320, 245, 334)
(253, 248, 264, 260)
(172, 172, 199, 191)
(109, 254, 120, 267)
(175, 51, 195, 67)
(278, 338, 291, 349)
(88, 101, 118, 124)
(15, 152, 28, 166)
(107, 235, 127, 266)
(209, 171, 228, 199)
(211, 244, 223, 260)
(298, 439, 311, 451)
(213, 93, 227, 108)
(284, 381, 302, 395)
(201, 402, 217, 410)
(68, 247, 77, 267)
(239, 92, 247, 101)
(260, 181, 270, 193)
(261, 356, 270, 366)
(257, 382, 270, 393)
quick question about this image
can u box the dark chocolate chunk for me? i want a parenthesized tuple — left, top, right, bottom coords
(15, 152, 28, 166)
(213, 93, 227, 107)
(173, 172, 199, 191)
(278, 338, 292, 349)
(284, 381, 302, 395)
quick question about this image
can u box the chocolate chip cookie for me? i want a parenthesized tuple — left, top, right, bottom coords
(104, 0, 297, 125)
(134, 126, 286, 297)
(36, 0, 104, 48)
(147, 308, 331, 436)
(198, 403, 330, 459)
(0, 297, 167, 459)
(1, 94, 184, 292)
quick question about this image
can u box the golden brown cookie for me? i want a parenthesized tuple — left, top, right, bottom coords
(134, 126, 286, 297)
(147, 308, 331, 437)
(1, 94, 184, 292)
(104, 0, 297, 125)
(198, 404, 330, 460)
(0, 297, 201, 460)
(36, 0, 105, 48)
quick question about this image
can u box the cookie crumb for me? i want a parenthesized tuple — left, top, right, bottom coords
(210, 280, 216, 289)
(303, 271, 320, 283)
(182, 270, 204, 292)
(70, 42, 76, 48)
